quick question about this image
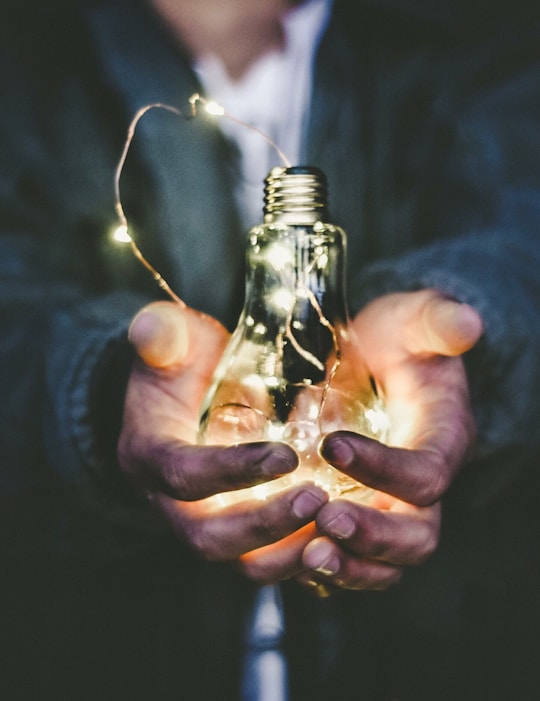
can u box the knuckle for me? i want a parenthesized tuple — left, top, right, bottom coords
(219, 444, 247, 487)
(181, 522, 220, 561)
(362, 467, 390, 494)
(160, 454, 191, 500)
(122, 437, 194, 499)
(251, 509, 285, 544)
(414, 455, 449, 506)
(366, 538, 389, 560)
(354, 524, 381, 556)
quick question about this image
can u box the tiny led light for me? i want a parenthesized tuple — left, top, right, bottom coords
(112, 224, 131, 243)
(365, 406, 391, 436)
(270, 288, 295, 312)
(111, 94, 390, 510)
(112, 93, 291, 307)
(307, 402, 320, 421)
(316, 252, 328, 269)
(265, 242, 294, 271)
(204, 100, 226, 116)
(267, 424, 285, 441)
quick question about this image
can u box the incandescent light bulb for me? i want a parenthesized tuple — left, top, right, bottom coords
(198, 166, 388, 504)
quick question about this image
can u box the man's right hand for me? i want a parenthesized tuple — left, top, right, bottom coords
(117, 301, 328, 581)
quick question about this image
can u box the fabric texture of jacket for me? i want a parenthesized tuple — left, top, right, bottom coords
(1, 0, 540, 699)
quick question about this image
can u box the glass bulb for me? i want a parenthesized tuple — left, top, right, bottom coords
(198, 166, 388, 504)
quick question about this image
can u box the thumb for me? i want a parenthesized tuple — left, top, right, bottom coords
(128, 301, 229, 369)
(128, 301, 191, 368)
(410, 292, 484, 357)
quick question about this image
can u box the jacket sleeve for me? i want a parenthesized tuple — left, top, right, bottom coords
(350, 53, 540, 510)
(0, 16, 167, 558)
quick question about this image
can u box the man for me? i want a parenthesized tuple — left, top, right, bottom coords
(1, 0, 540, 699)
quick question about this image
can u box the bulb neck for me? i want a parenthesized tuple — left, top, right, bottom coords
(263, 166, 328, 225)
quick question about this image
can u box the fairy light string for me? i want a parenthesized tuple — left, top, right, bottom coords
(112, 93, 291, 270)
(112, 93, 342, 436)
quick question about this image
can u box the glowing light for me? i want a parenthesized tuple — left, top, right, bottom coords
(242, 373, 268, 391)
(270, 288, 295, 312)
(265, 243, 294, 271)
(205, 101, 226, 117)
(251, 483, 271, 501)
(112, 94, 291, 307)
(365, 406, 391, 436)
(316, 252, 328, 269)
(112, 224, 131, 243)
(267, 424, 285, 441)
(307, 402, 320, 421)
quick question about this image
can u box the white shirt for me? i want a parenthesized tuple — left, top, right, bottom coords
(194, 0, 332, 229)
(194, 4, 333, 698)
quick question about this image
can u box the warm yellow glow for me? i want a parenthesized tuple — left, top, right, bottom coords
(205, 100, 226, 116)
(112, 224, 131, 243)
(365, 406, 391, 436)
(316, 251, 328, 269)
(265, 243, 294, 270)
(307, 402, 320, 421)
(250, 483, 272, 501)
(384, 399, 414, 446)
(267, 424, 286, 441)
(270, 288, 295, 312)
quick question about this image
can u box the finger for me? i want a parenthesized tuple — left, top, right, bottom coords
(129, 302, 189, 367)
(236, 523, 317, 584)
(411, 293, 483, 357)
(315, 499, 440, 566)
(134, 439, 299, 501)
(320, 431, 455, 505)
(353, 290, 483, 368)
(302, 537, 403, 591)
(129, 301, 227, 368)
(150, 484, 328, 561)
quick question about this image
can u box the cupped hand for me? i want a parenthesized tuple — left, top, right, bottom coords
(118, 301, 328, 581)
(298, 289, 483, 593)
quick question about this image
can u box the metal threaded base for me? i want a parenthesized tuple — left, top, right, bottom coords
(263, 166, 328, 224)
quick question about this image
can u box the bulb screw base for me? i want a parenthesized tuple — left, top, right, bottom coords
(263, 166, 329, 225)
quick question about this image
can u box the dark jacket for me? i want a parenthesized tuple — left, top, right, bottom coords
(1, 1, 540, 699)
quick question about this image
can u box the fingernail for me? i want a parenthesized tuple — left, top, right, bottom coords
(128, 306, 188, 367)
(325, 512, 356, 539)
(306, 542, 340, 576)
(292, 489, 326, 519)
(320, 435, 355, 468)
(259, 444, 298, 476)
